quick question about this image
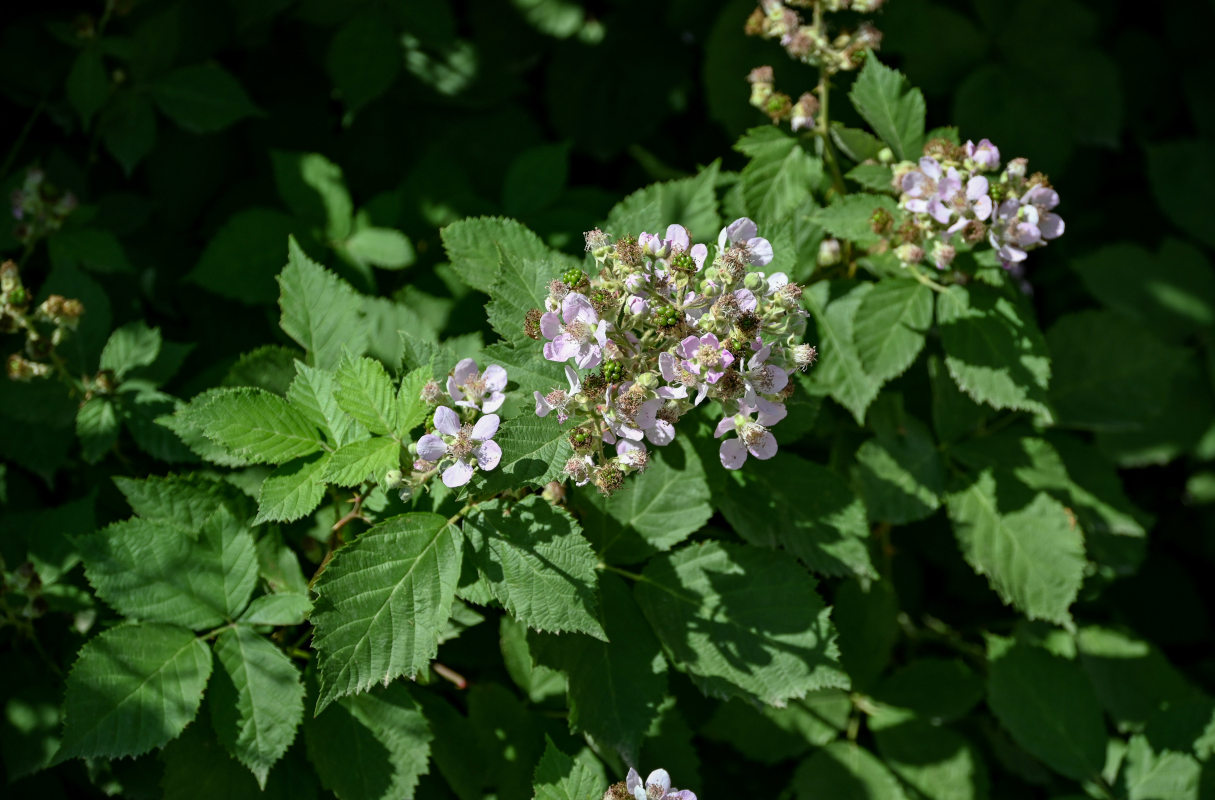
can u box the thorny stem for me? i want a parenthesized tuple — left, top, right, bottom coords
(331, 491, 367, 533)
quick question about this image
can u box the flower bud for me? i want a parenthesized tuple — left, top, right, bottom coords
(384, 469, 404, 489)
(743, 272, 766, 292)
(790, 92, 818, 132)
(1005, 157, 1028, 181)
(634, 371, 659, 390)
(817, 238, 841, 266)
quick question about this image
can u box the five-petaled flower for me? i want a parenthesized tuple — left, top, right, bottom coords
(447, 358, 508, 413)
(541, 292, 609, 369)
(416, 406, 502, 487)
(625, 768, 696, 800)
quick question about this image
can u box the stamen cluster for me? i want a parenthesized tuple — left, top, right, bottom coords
(528, 218, 816, 495)
(2, 260, 84, 382)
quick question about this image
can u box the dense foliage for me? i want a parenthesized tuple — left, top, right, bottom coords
(2, 1, 1214, 799)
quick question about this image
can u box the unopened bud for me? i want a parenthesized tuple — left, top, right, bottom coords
(384, 469, 404, 489)
(1005, 157, 1028, 181)
(817, 238, 841, 266)
(743, 272, 766, 292)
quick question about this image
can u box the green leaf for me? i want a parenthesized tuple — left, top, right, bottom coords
(735, 127, 822, 223)
(100, 321, 162, 378)
(811, 194, 900, 247)
(395, 367, 431, 437)
(854, 412, 944, 525)
(277, 236, 367, 369)
(67, 47, 109, 127)
(1073, 240, 1215, 342)
(874, 723, 989, 800)
(1047, 311, 1188, 430)
(700, 691, 851, 764)
(80, 508, 258, 628)
(936, 284, 1052, 419)
(441, 216, 567, 294)
(986, 636, 1108, 782)
(717, 453, 875, 579)
(605, 161, 722, 241)
(531, 575, 666, 764)
(190, 208, 304, 306)
(532, 738, 606, 800)
(100, 90, 157, 174)
(1075, 626, 1198, 733)
(848, 57, 926, 161)
(324, 437, 399, 487)
(326, 9, 402, 114)
(834, 578, 898, 691)
(305, 683, 432, 800)
(805, 281, 882, 423)
(601, 435, 712, 554)
(150, 63, 260, 133)
(56, 623, 212, 761)
(1121, 733, 1204, 800)
(503, 142, 570, 216)
(500, 617, 566, 703)
(254, 451, 331, 524)
(946, 470, 1084, 624)
(287, 361, 367, 448)
(344, 227, 415, 270)
(335, 356, 400, 435)
(182, 387, 323, 464)
(1147, 139, 1215, 249)
(222, 345, 298, 394)
(210, 626, 304, 787)
(239, 593, 312, 627)
(476, 414, 573, 493)
(793, 741, 909, 800)
(463, 496, 605, 639)
(77, 397, 120, 464)
(48, 227, 132, 274)
(853, 278, 934, 384)
(847, 163, 895, 192)
(928, 354, 988, 442)
(113, 473, 251, 533)
(311, 513, 463, 712)
(271, 151, 354, 240)
(831, 123, 885, 162)
(636, 541, 848, 705)
(871, 658, 985, 726)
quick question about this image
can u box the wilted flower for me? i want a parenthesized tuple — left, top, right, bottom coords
(416, 406, 502, 487)
(447, 358, 508, 413)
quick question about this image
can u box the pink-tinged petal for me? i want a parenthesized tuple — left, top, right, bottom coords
(966, 175, 989, 201)
(544, 334, 579, 363)
(452, 357, 478, 385)
(564, 365, 581, 393)
(473, 440, 502, 470)
(471, 414, 499, 441)
(454, 399, 478, 410)
(416, 433, 448, 461)
(446, 375, 463, 403)
(593, 319, 608, 346)
(482, 364, 508, 391)
(704, 368, 724, 384)
(690, 243, 707, 270)
(700, 332, 721, 349)
(999, 244, 1028, 263)
(997, 198, 1020, 219)
(725, 217, 758, 245)
(666, 224, 690, 251)
(928, 199, 952, 225)
(1024, 185, 1059, 209)
(1039, 212, 1065, 239)
(904, 198, 929, 214)
(714, 417, 735, 438)
(657, 385, 687, 400)
(767, 365, 790, 393)
(678, 335, 700, 358)
(659, 352, 678, 382)
(749, 431, 778, 459)
(635, 398, 662, 429)
(682, 359, 701, 375)
(646, 770, 671, 794)
(646, 420, 676, 445)
(442, 460, 474, 487)
(749, 343, 772, 364)
(919, 157, 942, 179)
(639, 231, 659, 255)
(766, 272, 789, 293)
(694, 384, 709, 406)
(720, 438, 748, 469)
(534, 391, 553, 417)
(973, 195, 993, 221)
(482, 392, 505, 414)
(947, 219, 967, 235)
(735, 289, 758, 312)
(433, 406, 460, 435)
(720, 350, 735, 369)
(540, 311, 561, 340)
(626, 770, 642, 794)
(667, 791, 697, 800)
(746, 237, 774, 266)
(757, 398, 787, 426)
(562, 292, 593, 324)
(574, 344, 602, 370)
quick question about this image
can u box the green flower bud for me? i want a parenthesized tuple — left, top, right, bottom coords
(744, 273, 766, 292)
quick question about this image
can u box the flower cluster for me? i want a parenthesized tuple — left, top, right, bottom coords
(11, 167, 77, 247)
(527, 218, 815, 495)
(602, 768, 696, 800)
(399, 358, 507, 491)
(747, 66, 819, 131)
(746, 0, 885, 76)
(881, 137, 1064, 272)
(2, 260, 85, 382)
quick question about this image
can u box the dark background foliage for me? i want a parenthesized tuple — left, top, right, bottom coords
(2, 0, 1214, 797)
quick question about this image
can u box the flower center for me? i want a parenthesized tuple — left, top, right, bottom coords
(450, 424, 475, 459)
